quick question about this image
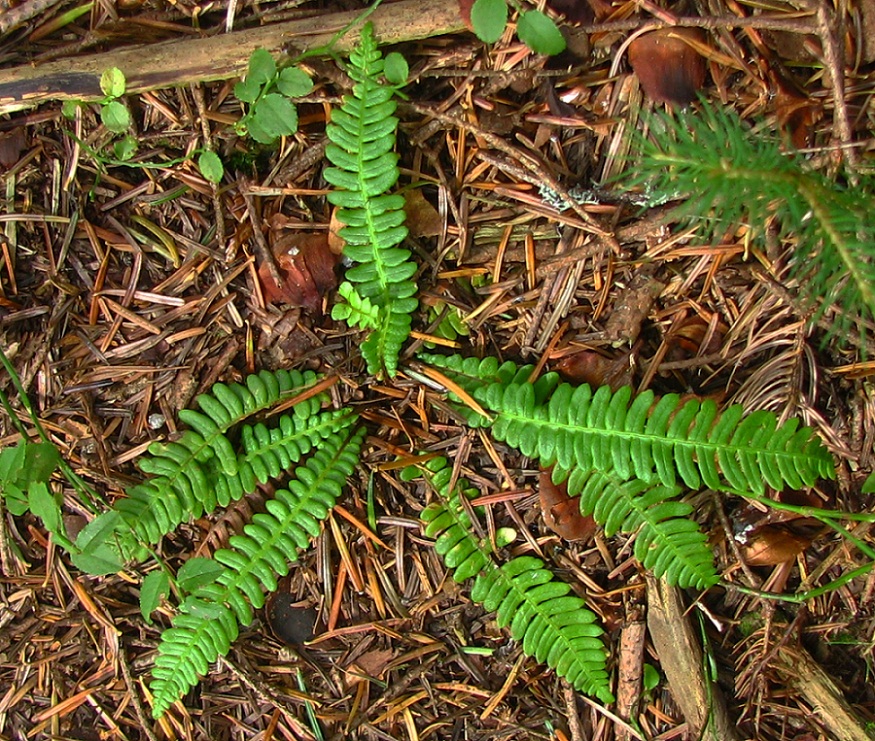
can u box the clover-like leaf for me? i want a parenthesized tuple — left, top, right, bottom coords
(517, 10, 565, 55)
(470, 0, 507, 43)
(101, 100, 131, 133)
(277, 67, 314, 98)
(198, 151, 224, 183)
(100, 67, 126, 99)
(249, 93, 298, 143)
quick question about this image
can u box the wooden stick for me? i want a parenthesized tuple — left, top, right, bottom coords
(0, 0, 466, 115)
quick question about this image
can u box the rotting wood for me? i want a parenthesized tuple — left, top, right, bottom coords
(0, 0, 466, 115)
(775, 645, 875, 741)
(645, 576, 740, 741)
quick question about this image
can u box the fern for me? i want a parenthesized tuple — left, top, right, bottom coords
(419, 353, 835, 497)
(414, 458, 614, 703)
(331, 280, 381, 329)
(324, 22, 417, 376)
(149, 425, 365, 718)
(622, 101, 875, 346)
(571, 468, 716, 589)
(111, 369, 339, 546)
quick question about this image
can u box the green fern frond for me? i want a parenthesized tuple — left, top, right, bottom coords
(622, 101, 875, 345)
(416, 458, 614, 703)
(149, 425, 365, 718)
(331, 281, 380, 329)
(114, 369, 332, 545)
(420, 353, 835, 496)
(324, 22, 416, 376)
(572, 468, 716, 589)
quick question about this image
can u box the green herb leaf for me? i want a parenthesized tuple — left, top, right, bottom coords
(249, 93, 298, 143)
(517, 10, 565, 55)
(247, 48, 276, 86)
(72, 511, 124, 575)
(140, 570, 170, 624)
(277, 67, 314, 98)
(383, 53, 409, 85)
(470, 0, 507, 44)
(198, 151, 224, 183)
(100, 67, 126, 99)
(234, 77, 262, 104)
(61, 100, 80, 119)
(0, 441, 26, 484)
(643, 663, 660, 692)
(101, 101, 131, 133)
(113, 135, 138, 161)
(28, 482, 63, 536)
(1, 482, 28, 515)
(177, 557, 225, 593)
(24, 442, 60, 484)
(863, 471, 875, 494)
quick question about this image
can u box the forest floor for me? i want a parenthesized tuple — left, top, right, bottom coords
(0, 0, 874, 739)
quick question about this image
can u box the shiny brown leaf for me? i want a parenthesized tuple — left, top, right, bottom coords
(540, 468, 597, 542)
(739, 525, 811, 566)
(628, 29, 707, 106)
(258, 232, 339, 311)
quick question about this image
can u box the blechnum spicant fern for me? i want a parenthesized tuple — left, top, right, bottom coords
(408, 456, 614, 703)
(65, 366, 363, 717)
(623, 101, 875, 346)
(418, 353, 836, 589)
(325, 22, 417, 377)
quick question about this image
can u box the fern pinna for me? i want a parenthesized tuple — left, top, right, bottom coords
(411, 457, 614, 703)
(324, 22, 416, 376)
(418, 353, 835, 587)
(149, 425, 365, 717)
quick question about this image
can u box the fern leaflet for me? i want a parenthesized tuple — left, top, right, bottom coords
(149, 425, 365, 718)
(415, 458, 614, 703)
(324, 22, 416, 376)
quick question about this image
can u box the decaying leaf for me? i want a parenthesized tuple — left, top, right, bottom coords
(603, 266, 664, 347)
(258, 231, 340, 311)
(540, 468, 597, 541)
(739, 525, 811, 566)
(554, 348, 634, 389)
(404, 189, 443, 238)
(266, 587, 319, 646)
(628, 29, 707, 105)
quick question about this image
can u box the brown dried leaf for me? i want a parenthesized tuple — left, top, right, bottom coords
(554, 349, 633, 390)
(603, 267, 663, 346)
(540, 468, 596, 542)
(628, 29, 707, 105)
(0, 127, 26, 169)
(259, 232, 339, 311)
(328, 207, 346, 255)
(740, 525, 811, 566)
(404, 189, 443, 238)
(347, 648, 396, 683)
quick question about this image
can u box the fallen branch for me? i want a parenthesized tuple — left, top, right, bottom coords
(0, 0, 465, 115)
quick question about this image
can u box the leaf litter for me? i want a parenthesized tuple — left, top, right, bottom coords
(0, 0, 874, 739)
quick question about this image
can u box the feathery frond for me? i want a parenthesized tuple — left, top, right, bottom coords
(415, 457, 614, 703)
(621, 101, 875, 346)
(149, 425, 365, 718)
(324, 23, 416, 376)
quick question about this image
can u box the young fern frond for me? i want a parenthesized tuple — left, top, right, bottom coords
(324, 22, 416, 376)
(149, 425, 365, 718)
(113, 369, 332, 546)
(622, 101, 875, 345)
(414, 458, 614, 703)
(419, 353, 835, 496)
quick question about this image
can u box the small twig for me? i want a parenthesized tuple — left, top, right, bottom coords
(191, 83, 227, 255)
(813, 0, 860, 173)
(117, 642, 161, 741)
(242, 182, 284, 293)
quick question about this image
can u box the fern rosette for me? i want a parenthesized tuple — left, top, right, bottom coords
(324, 23, 416, 376)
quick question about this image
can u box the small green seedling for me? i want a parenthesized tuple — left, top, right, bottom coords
(62, 67, 137, 161)
(235, 48, 314, 144)
(470, 0, 565, 55)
